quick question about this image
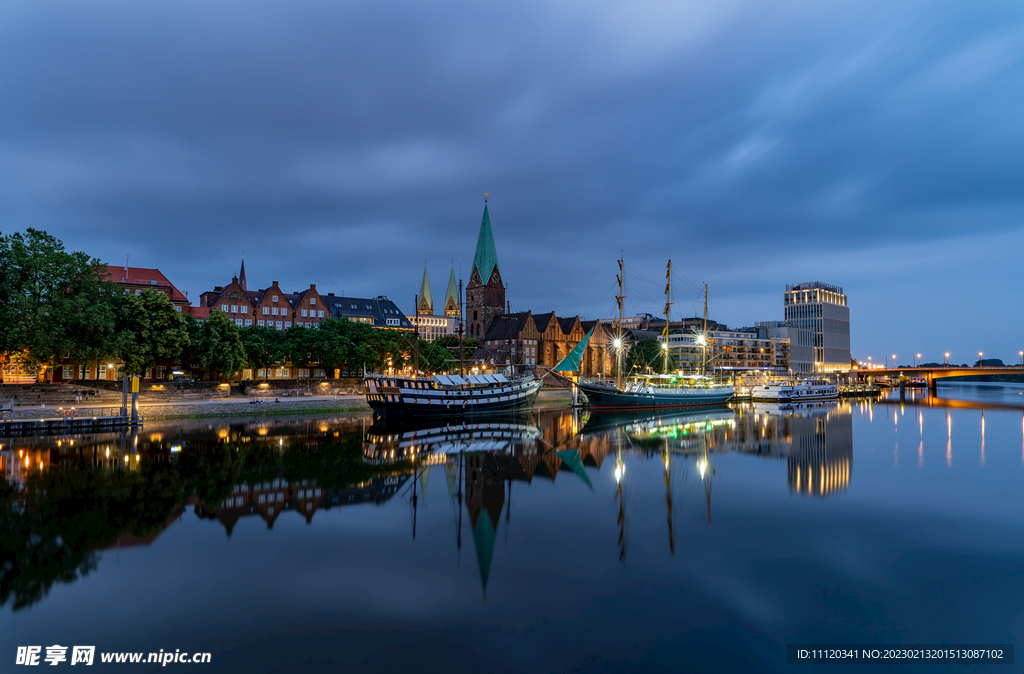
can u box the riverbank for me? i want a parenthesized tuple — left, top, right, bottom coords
(4, 388, 574, 421)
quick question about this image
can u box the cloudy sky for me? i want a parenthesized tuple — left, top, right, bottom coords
(2, 0, 1022, 363)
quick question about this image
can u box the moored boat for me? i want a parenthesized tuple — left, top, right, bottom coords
(748, 378, 838, 402)
(578, 375, 733, 410)
(364, 373, 542, 418)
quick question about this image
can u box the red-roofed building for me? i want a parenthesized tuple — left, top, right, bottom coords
(103, 264, 191, 311)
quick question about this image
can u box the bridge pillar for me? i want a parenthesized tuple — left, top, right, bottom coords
(928, 375, 937, 395)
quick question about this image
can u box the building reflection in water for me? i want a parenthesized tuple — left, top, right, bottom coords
(0, 404, 854, 609)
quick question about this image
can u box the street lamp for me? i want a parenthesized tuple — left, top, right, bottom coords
(944, 352, 949, 366)
(916, 353, 921, 367)
(978, 352, 983, 367)
(1019, 351, 1023, 366)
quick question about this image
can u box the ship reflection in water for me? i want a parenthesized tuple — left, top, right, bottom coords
(5, 390, 1024, 672)
(0, 404, 854, 610)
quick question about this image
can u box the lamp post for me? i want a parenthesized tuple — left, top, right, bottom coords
(978, 352, 983, 368)
(916, 353, 921, 367)
(1019, 351, 1022, 366)
(892, 354, 897, 369)
(944, 352, 949, 367)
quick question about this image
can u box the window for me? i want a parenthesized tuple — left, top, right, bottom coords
(231, 305, 238, 313)
(318, 310, 324, 318)
(310, 298, 316, 306)
(174, 306, 181, 312)
(284, 321, 291, 328)
(235, 319, 243, 327)
(62, 365, 73, 379)
(301, 309, 308, 317)
(98, 365, 107, 379)
(275, 368, 289, 377)
(150, 279, 158, 285)
(276, 321, 283, 329)
(272, 295, 278, 302)
(298, 368, 309, 378)
(258, 320, 265, 327)
(222, 304, 229, 311)
(244, 319, 252, 327)
(135, 289, 141, 295)
(262, 307, 269, 315)
(240, 306, 248, 314)
(272, 307, 278, 316)
(257, 369, 266, 377)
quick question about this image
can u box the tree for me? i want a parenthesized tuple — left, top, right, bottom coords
(0, 229, 120, 376)
(115, 290, 191, 376)
(434, 335, 481, 368)
(241, 326, 287, 379)
(193, 311, 247, 380)
(625, 338, 675, 375)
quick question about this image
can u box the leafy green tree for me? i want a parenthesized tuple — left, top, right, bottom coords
(625, 338, 675, 375)
(241, 326, 287, 379)
(434, 335, 480, 368)
(115, 290, 191, 376)
(413, 339, 455, 374)
(193, 311, 247, 380)
(0, 229, 120, 376)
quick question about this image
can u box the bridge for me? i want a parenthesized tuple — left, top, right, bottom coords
(851, 366, 1024, 392)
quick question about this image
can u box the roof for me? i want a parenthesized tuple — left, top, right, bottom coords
(472, 204, 501, 285)
(445, 265, 458, 307)
(533, 312, 556, 333)
(322, 295, 412, 328)
(419, 265, 433, 311)
(558, 317, 579, 334)
(103, 265, 189, 303)
(483, 312, 532, 341)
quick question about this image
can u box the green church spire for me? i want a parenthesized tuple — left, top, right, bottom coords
(444, 263, 459, 316)
(418, 263, 433, 315)
(472, 202, 501, 285)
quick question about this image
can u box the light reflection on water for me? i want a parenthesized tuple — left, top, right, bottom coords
(2, 388, 1024, 672)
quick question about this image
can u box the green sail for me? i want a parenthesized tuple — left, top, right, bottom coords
(552, 326, 594, 372)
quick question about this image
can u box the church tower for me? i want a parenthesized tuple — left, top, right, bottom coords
(466, 197, 505, 339)
(417, 263, 434, 316)
(444, 263, 460, 318)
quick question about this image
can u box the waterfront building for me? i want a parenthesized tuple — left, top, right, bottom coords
(660, 327, 790, 376)
(783, 282, 851, 373)
(199, 260, 410, 330)
(756, 321, 815, 374)
(471, 311, 612, 378)
(466, 202, 505, 339)
(104, 264, 191, 311)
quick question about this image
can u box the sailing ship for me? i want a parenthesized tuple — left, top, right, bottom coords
(364, 273, 541, 418)
(576, 258, 734, 410)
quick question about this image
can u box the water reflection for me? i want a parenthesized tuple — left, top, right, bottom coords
(12, 390, 1024, 615)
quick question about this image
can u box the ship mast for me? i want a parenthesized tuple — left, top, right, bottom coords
(413, 293, 419, 378)
(663, 260, 672, 374)
(615, 255, 626, 390)
(458, 279, 465, 377)
(702, 282, 709, 375)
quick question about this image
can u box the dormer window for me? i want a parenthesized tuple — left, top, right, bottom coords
(310, 298, 316, 306)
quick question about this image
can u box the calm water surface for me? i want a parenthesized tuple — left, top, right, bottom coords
(3, 385, 1024, 673)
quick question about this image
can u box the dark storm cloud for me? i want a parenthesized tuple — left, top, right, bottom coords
(1, 0, 1022, 359)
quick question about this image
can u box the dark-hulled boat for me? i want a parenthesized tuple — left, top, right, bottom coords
(364, 373, 542, 418)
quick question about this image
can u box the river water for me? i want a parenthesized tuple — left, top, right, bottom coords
(2, 384, 1023, 672)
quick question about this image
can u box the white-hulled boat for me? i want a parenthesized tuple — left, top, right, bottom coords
(748, 378, 838, 402)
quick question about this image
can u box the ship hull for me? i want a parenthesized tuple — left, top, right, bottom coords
(365, 377, 542, 418)
(578, 383, 734, 410)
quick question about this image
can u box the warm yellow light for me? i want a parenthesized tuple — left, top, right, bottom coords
(124, 455, 129, 462)
(135, 454, 140, 461)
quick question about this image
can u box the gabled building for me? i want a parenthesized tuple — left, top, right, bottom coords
(104, 264, 191, 311)
(322, 294, 411, 329)
(472, 310, 612, 377)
